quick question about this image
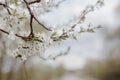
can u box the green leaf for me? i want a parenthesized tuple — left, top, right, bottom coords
(52, 32, 57, 36)
(19, 16, 26, 20)
(72, 35, 77, 40)
(14, 0, 18, 5)
(87, 29, 95, 33)
(79, 28, 85, 33)
(13, 9, 17, 15)
(9, 24, 13, 28)
(16, 54, 22, 58)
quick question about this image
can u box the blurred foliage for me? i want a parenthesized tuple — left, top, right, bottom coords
(82, 27, 120, 80)
(0, 58, 65, 80)
(82, 58, 120, 80)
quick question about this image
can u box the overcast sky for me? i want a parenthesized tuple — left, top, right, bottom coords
(34, 0, 119, 70)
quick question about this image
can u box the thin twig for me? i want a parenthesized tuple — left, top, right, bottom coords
(33, 17, 52, 31)
(5, 0, 11, 15)
(0, 29, 9, 35)
(29, 0, 41, 5)
(55, 0, 66, 7)
(23, 0, 35, 37)
(23, 0, 51, 32)
(29, 15, 34, 37)
(0, 2, 6, 7)
(0, 29, 28, 39)
(0, 1, 11, 15)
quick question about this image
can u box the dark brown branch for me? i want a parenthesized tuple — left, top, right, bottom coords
(0, 1, 11, 15)
(5, 0, 11, 15)
(33, 16, 52, 31)
(0, 29, 9, 35)
(29, 15, 34, 37)
(0, 0, 51, 40)
(23, 0, 51, 32)
(0, 2, 6, 7)
(0, 28, 44, 42)
(0, 29, 27, 39)
(23, 0, 35, 37)
(29, 0, 41, 5)
(23, 0, 34, 37)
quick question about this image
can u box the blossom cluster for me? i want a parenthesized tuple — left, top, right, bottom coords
(12, 33, 50, 62)
(0, 0, 104, 62)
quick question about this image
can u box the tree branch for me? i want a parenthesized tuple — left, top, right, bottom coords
(23, 0, 51, 33)
(29, 15, 34, 37)
(0, 2, 6, 7)
(0, 1, 11, 15)
(33, 16, 52, 31)
(28, 0, 41, 5)
(0, 29, 9, 35)
(55, 0, 66, 7)
(0, 29, 28, 39)
(5, 0, 11, 15)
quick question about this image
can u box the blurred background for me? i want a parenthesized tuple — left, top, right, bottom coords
(0, 0, 120, 80)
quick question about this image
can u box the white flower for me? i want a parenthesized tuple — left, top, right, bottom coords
(12, 49, 27, 62)
(8, 31, 16, 40)
(11, 33, 53, 62)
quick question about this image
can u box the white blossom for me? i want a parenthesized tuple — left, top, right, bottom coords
(11, 33, 52, 62)
(8, 31, 16, 40)
(12, 49, 27, 62)
(0, 0, 104, 62)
